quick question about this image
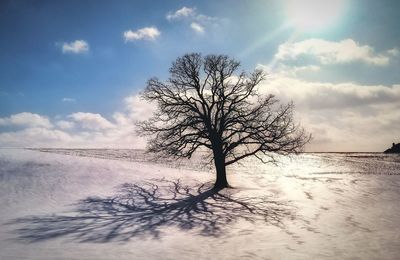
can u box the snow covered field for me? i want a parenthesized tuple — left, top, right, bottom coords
(1, 148, 399, 260)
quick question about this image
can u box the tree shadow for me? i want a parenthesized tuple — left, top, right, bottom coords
(10, 178, 295, 243)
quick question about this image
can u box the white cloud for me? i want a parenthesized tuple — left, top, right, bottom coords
(256, 71, 400, 151)
(56, 120, 75, 129)
(62, 97, 76, 102)
(260, 75, 400, 110)
(258, 63, 320, 77)
(190, 22, 204, 34)
(387, 48, 399, 57)
(0, 127, 75, 148)
(0, 112, 53, 128)
(68, 112, 115, 130)
(61, 40, 89, 54)
(166, 6, 217, 23)
(124, 95, 156, 121)
(195, 14, 219, 23)
(0, 114, 146, 148)
(0, 82, 398, 151)
(166, 6, 195, 21)
(0, 58, 399, 152)
(123, 27, 160, 42)
(276, 39, 397, 66)
(166, 6, 224, 34)
(0, 94, 153, 148)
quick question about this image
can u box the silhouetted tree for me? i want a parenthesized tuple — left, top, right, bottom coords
(137, 53, 310, 189)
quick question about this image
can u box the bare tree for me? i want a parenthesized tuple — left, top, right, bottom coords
(137, 53, 310, 189)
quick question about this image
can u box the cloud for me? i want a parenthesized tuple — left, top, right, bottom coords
(166, 6, 224, 34)
(166, 6, 195, 21)
(0, 83, 398, 151)
(166, 6, 217, 23)
(0, 112, 53, 128)
(124, 95, 156, 121)
(195, 14, 219, 23)
(56, 120, 75, 129)
(62, 97, 76, 102)
(256, 71, 400, 151)
(0, 56, 399, 152)
(61, 40, 89, 54)
(260, 74, 400, 110)
(0, 127, 75, 148)
(123, 27, 160, 42)
(258, 63, 320, 77)
(0, 94, 154, 148)
(276, 39, 397, 66)
(387, 48, 399, 56)
(68, 112, 115, 130)
(190, 22, 204, 34)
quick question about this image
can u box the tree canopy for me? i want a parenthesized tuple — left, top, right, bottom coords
(138, 53, 310, 188)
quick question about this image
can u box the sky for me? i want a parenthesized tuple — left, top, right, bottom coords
(0, 0, 399, 151)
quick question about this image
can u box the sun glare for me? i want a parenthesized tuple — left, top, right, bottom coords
(284, 0, 346, 32)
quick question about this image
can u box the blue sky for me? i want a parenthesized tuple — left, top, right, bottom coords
(0, 0, 399, 151)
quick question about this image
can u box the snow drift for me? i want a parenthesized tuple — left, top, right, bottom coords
(0, 149, 399, 259)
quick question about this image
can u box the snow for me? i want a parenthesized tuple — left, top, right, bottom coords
(0, 149, 399, 259)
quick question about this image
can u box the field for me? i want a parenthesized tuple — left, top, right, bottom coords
(0, 148, 399, 259)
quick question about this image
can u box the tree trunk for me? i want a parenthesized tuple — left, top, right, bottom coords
(213, 152, 229, 189)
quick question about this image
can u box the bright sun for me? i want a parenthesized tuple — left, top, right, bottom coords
(284, 0, 346, 32)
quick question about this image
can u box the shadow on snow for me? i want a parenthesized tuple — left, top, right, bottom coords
(10, 178, 295, 243)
